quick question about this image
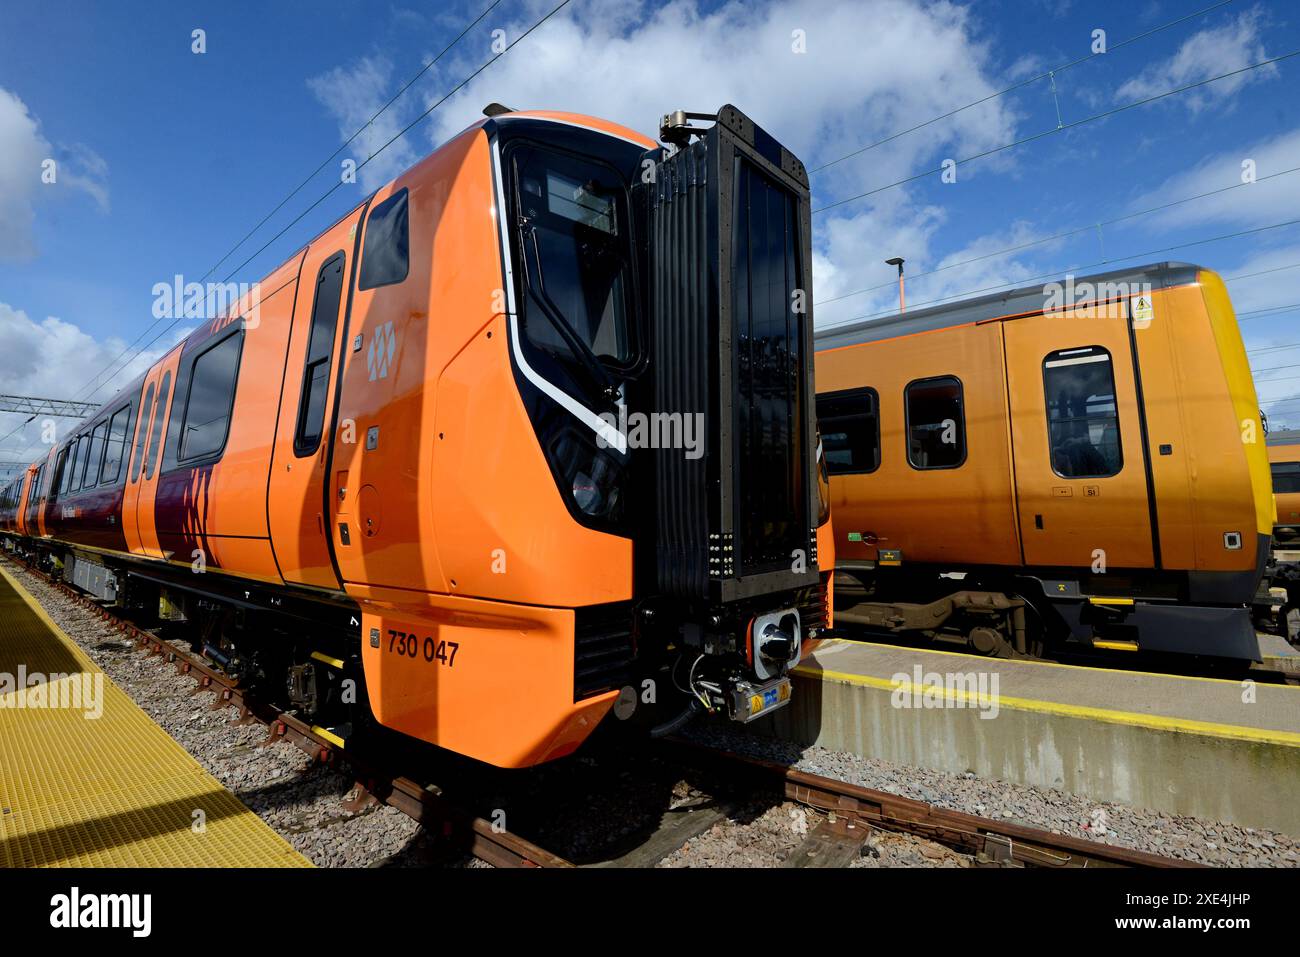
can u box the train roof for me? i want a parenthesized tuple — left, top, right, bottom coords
(814, 261, 1204, 351)
(1267, 429, 1300, 447)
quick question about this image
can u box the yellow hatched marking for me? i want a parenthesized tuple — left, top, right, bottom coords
(0, 561, 310, 867)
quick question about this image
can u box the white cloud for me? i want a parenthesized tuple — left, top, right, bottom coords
(421, 0, 1018, 182)
(0, 302, 174, 465)
(307, 55, 422, 193)
(1126, 128, 1300, 233)
(1114, 9, 1277, 113)
(0, 87, 110, 261)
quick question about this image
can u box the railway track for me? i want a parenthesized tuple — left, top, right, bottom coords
(8, 554, 1195, 869)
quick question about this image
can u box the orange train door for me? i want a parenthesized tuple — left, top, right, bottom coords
(267, 217, 360, 589)
(123, 371, 161, 555)
(133, 348, 183, 560)
(1002, 306, 1156, 571)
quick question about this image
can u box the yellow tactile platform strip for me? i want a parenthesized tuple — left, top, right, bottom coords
(0, 561, 310, 867)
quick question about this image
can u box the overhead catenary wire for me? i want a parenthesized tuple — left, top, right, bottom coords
(818, 216, 1300, 333)
(809, 0, 1236, 174)
(812, 48, 1299, 216)
(73, 0, 506, 406)
(815, 165, 1300, 307)
(76, 0, 568, 407)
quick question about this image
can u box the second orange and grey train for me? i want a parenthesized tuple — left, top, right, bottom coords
(815, 263, 1272, 662)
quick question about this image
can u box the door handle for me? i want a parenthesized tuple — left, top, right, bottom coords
(1035, 514, 1043, 530)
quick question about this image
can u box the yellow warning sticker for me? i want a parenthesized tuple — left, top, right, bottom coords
(1131, 293, 1154, 328)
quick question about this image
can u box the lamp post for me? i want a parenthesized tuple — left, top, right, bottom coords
(886, 257, 905, 314)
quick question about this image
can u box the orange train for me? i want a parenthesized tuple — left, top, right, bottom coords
(0, 104, 833, 767)
(1269, 429, 1300, 545)
(815, 263, 1272, 662)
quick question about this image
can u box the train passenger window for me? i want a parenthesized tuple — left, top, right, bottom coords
(1043, 347, 1123, 478)
(101, 405, 131, 485)
(84, 422, 108, 489)
(1271, 461, 1300, 494)
(145, 372, 171, 480)
(294, 253, 345, 455)
(53, 447, 72, 499)
(179, 333, 242, 462)
(72, 434, 91, 490)
(131, 383, 156, 483)
(358, 188, 409, 290)
(905, 376, 966, 469)
(816, 388, 881, 474)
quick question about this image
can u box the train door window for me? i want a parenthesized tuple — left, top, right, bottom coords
(84, 422, 108, 488)
(1043, 346, 1123, 478)
(816, 388, 881, 474)
(294, 254, 345, 455)
(178, 333, 243, 463)
(905, 376, 966, 469)
(1271, 461, 1300, 494)
(101, 405, 131, 485)
(131, 384, 156, 482)
(358, 188, 409, 290)
(144, 372, 171, 480)
(72, 435, 91, 490)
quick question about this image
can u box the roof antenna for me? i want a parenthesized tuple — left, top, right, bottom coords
(483, 103, 515, 117)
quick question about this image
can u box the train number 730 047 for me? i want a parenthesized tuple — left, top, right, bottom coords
(386, 629, 459, 667)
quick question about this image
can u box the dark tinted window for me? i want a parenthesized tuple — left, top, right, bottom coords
(101, 405, 131, 484)
(179, 334, 242, 462)
(84, 422, 108, 488)
(131, 383, 155, 482)
(72, 435, 91, 490)
(1044, 347, 1122, 478)
(514, 148, 633, 367)
(359, 188, 409, 290)
(906, 376, 965, 469)
(295, 254, 344, 455)
(1272, 461, 1300, 494)
(145, 372, 171, 480)
(57, 445, 75, 496)
(50, 448, 67, 501)
(817, 389, 881, 474)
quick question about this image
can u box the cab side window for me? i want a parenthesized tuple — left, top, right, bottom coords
(905, 376, 966, 469)
(816, 388, 881, 474)
(1043, 346, 1123, 478)
(358, 188, 409, 290)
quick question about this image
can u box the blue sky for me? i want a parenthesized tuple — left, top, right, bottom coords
(2, 0, 1299, 466)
